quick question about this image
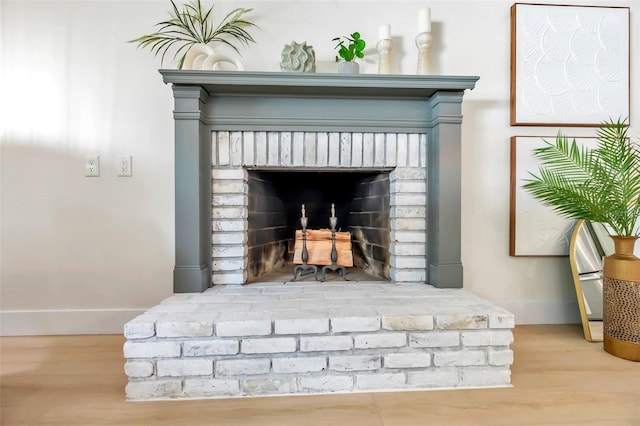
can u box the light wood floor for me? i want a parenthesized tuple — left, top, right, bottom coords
(1, 325, 639, 426)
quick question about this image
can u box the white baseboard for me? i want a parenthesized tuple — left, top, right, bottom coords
(501, 300, 581, 325)
(0, 308, 147, 336)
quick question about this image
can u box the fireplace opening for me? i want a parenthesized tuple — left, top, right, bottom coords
(247, 170, 391, 282)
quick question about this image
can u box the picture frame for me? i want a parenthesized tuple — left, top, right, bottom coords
(510, 3, 630, 126)
(509, 136, 598, 256)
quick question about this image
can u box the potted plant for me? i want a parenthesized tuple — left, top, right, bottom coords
(332, 32, 366, 74)
(129, 0, 256, 69)
(523, 117, 640, 361)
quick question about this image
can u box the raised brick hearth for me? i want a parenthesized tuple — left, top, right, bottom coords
(124, 282, 514, 400)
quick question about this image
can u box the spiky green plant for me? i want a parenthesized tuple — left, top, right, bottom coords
(129, 0, 256, 69)
(523, 118, 640, 237)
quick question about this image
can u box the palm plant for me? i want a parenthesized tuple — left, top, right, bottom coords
(523, 118, 640, 237)
(129, 0, 256, 69)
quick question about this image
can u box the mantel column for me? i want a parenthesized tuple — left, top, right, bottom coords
(427, 91, 465, 288)
(173, 85, 211, 293)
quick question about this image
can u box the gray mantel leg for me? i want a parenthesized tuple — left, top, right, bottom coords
(172, 85, 211, 293)
(427, 92, 465, 288)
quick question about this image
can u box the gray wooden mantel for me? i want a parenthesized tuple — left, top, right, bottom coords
(160, 70, 479, 293)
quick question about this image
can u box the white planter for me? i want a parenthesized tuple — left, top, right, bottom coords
(338, 61, 359, 74)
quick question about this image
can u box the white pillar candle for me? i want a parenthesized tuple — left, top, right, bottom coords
(378, 24, 391, 40)
(418, 7, 431, 33)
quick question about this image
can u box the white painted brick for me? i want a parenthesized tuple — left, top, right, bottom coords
(157, 359, 213, 377)
(331, 316, 380, 332)
(391, 269, 427, 282)
(292, 132, 304, 166)
(212, 232, 245, 245)
(125, 361, 154, 378)
(211, 245, 246, 258)
(393, 194, 426, 206)
(351, 133, 363, 166)
(339, 133, 352, 167)
(156, 316, 214, 338)
(317, 132, 328, 166)
(267, 131, 279, 166)
(218, 131, 230, 165)
(389, 256, 427, 269)
(124, 341, 181, 359)
(394, 218, 426, 231)
(182, 339, 239, 356)
(390, 242, 426, 256)
(241, 337, 297, 354)
(300, 375, 353, 392)
(125, 380, 182, 400)
(279, 131, 292, 165)
(390, 230, 426, 243)
(255, 131, 267, 165)
(396, 133, 408, 167)
(230, 131, 243, 166)
(354, 333, 406, 349)
(212, 194, 246, 207)
(391, 206, 426, 218)
(274, 318, 329, 335)
(216, 358, 270, 376)
(410, 331, 460, 348)
(420, 133, 427, 167)
(183, 378, 240, 397)
(212, 258, 245, 271)
(433, 350, 486, 367)
(304, 132, 316, 165)
(382, 315, 434, 331)
(329, 355, 381, 372)
(384, 353, 431, 368)
(212, 219, 245, 232)
(407, 370, 459, 388)
(243, 377, 297, 395)
(374, 133, 385, 167)
(460, 368, 511, 386)
(243, 131, 255, 165)
(489, 312, 516, 329)
(385, 133, 397, 167)
(392, 181, 427, 193)
(436, 314, 488, 330)
(212, 168, 246, 180)
(362, 133, 374, 167)
(211, 272, 246, 285)
(461, 330, 514, 347)
(216, 320, 271, 337)
(408, 133, 420, 167)
(356, 373, 406, 390)
(300, 335, 353, 352)
(212, 207, 246, 219)
(488, 349, 514, 366)
(212, 180, 245, 193)
(392, 167, 426, 180)
(272, 357, 327, 373)
(124, 316, 157, 339)
(328, 132, 340, 166)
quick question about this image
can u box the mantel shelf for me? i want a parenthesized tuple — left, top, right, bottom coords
(160, 70, 479, 98)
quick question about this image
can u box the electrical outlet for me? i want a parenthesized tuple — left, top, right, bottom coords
(118, 155, 132, 177)
(85, 155, 100, 177)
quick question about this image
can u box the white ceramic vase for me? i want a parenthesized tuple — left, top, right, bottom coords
(338, 61, 359, 74)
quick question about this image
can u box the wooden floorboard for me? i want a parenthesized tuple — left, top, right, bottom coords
(1, 324, 639, 426)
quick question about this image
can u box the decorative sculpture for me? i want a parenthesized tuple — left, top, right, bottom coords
(280, 41, 316, 72)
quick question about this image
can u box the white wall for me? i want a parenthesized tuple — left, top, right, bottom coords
(1, 0, 638, 335)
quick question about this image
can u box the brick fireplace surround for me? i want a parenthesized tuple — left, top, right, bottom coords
(123, 71, 515, 400)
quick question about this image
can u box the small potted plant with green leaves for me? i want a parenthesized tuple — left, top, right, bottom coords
(332, 32, 366, 74)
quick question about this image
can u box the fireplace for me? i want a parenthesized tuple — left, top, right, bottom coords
(122, 71, 516, 401)
(161, 70, 479, 291)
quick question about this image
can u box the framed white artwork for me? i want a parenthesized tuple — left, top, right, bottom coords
(509, 136, 598, 256)
(510, 3, 630, 126)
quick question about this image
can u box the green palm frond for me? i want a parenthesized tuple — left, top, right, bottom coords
(523, 118, 639, 236)
(128, 0, 256, 69)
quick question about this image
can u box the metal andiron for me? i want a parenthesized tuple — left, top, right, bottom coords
(321, 203, 346, 281)
(293, 204, 318, 281)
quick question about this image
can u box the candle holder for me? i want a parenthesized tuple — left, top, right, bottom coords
(415, 31, 432, 75)
(320, 203, 346, 282)
(376, 38, 392, 74)
(293, 204, 318, 281)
